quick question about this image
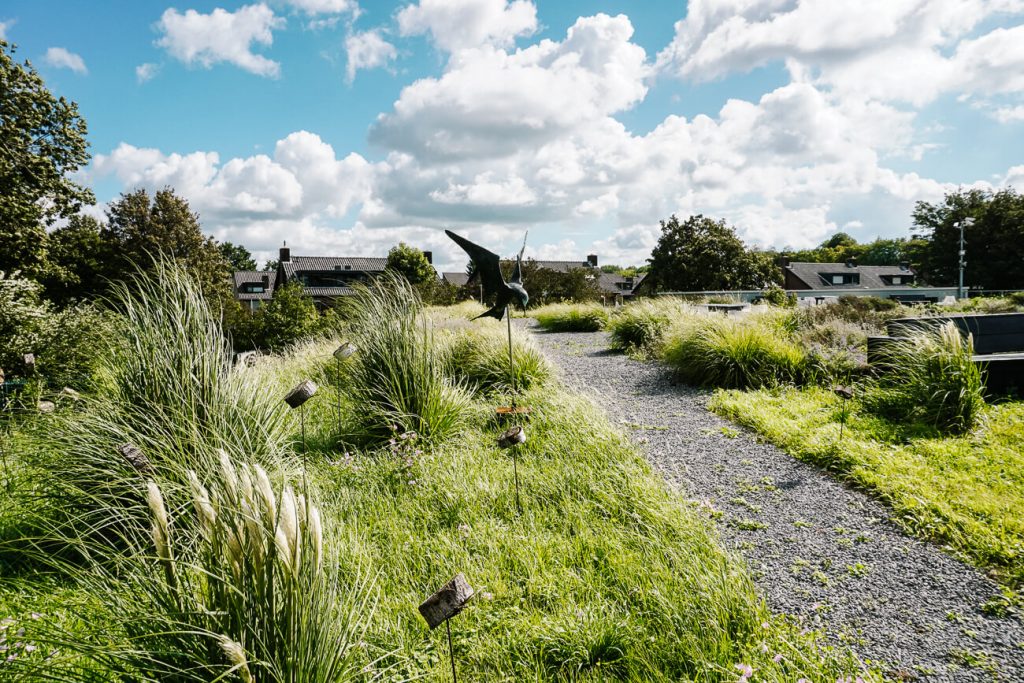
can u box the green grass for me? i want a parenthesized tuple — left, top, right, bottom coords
(662, 314, 806, 390)
(532, 303, 609, 332)
(0, 273, 875, 681)
(606, 298, 691, 355)
(711, 386, 1024, 587)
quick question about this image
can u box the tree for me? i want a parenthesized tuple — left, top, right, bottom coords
(912, 188, 1024, 289)
(219, 242, 257, 271)
(645, 215, 779, 292)
(104, 188, 231, 301)
(41, 214, 115, 304)
(386, 243, 436, 285)
(244, 281, 321, 352)
(0, 40, 94, 279)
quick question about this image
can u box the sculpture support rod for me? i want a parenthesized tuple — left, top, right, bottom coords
(506, 306, 516, 409)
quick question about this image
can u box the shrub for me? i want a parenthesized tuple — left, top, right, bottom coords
(1010, 291, 1024, 306)
(607, 298, 689, 354)
(0, 271, 107, 391)
(863, 322, 984, 434)
(760, 285, 796, 308)
(442, 325, 552, 393)
(15, 454, 379, 681)
(533, 303, 609, 332)
(342, 272, 472, 442)
(663, 316, 806, 389)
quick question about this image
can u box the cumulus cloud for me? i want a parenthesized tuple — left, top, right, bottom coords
(284, 0, 358, 14)
(345, 29, 397, 81)
(135, 62, 160, 83)
(397, 0, 537, 52)
(91, 132, 373, 223)
(0, 19, 13, 40)
(657, 0, 1024, 107)
(156, 4, 285, 78)
(43, 47, 87, 74)
(371, 13, 648, 161)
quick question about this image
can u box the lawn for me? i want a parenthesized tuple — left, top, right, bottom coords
(711, 387, 1024, 590)
(0, 270, 872, 681)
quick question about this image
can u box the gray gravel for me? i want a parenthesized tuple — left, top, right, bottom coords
(532, 326, 1024, 682)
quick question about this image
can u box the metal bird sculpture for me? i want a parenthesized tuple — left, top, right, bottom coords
(445, 229, 528, 321)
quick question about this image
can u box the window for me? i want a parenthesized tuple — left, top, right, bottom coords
(832, 274, 843, 285)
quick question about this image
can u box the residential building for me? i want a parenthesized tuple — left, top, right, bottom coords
(784, 261, 920, 290)
(232, 271, 274, 311)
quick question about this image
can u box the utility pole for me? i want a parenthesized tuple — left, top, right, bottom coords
(956, 217, 975, 300)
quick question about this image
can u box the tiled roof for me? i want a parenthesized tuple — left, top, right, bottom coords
(529, 259, 593, 273)
(232, 270, 274, 300)
(785, 262, 918, 289)
(302, 286, 358, 297)
(442, 272, 470, 286)
(281, 256, 388, 278)
(597, 272, 646, 295)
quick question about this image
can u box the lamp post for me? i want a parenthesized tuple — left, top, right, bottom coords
(955, 217, 975, 300)
(332, 342, 357, 437)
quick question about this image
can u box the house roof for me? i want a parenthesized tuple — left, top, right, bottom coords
(301, 286, 358, 297)
(597, 272, 646, 295)
(785, 262, 917, 289)
(442, 272, 470, 286)
(281, 256, 388, 278)
(529, 260, 594, 273)
(232, 270, 274, 300)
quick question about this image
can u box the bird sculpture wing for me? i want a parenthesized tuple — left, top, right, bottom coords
(509, 232, 527, 285)
(445, 229, 506, 296)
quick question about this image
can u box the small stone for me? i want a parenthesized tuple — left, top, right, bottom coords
(37, 400, 55, 414)
(117, 443, 154, 475)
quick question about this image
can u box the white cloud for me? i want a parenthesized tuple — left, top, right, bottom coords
(397, 0, 537, 52)
(430, 172, 536, 206)
(156, 4, 285, 78)
(285, 0, 358, 14)
(657, 0, 1024, 107)
(345, 29, 397, 81)
(91, 132, 373, 223)
(0, 19, 13, 40)
(135, 62, 159, 83)
(43, 47, 87, 74)
(372, 14, 649, 162)
(992, 104, 1024, 122)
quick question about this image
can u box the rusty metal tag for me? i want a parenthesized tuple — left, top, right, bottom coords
(284, 379, 318, 409)
(419, 573, 474, 629)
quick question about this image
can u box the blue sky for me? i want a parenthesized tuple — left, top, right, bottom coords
(5, 0, 1024, 270)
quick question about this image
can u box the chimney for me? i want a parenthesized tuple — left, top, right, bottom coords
(898, 261, 910, 271)
(587, 254, 598, 267)
(280, 242, 291, 263)
(261, 274, 269, 287)
(423, 250, 433, 264)
(845, 258, 857, 268)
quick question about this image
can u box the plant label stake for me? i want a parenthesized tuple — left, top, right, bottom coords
(498, 425, 526, 514)
(833, 385, 854, 442)
(332, 343, 357, 438)
(284, 380, 318, 483)
(419, 573, 475, 683)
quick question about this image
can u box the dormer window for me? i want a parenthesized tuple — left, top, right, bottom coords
(822, 272, 860, 286)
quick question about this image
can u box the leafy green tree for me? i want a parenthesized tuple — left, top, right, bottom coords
(41, 214, 114, 304)
(249, 281, 322, 352)
(646, 215, 779, 291)
(386, 243, 436, 285)
(0, 40, 94, 279)
(104, 188, 231, 301)
(912, 188, 1024, 289)
(219, 241, 258, 271)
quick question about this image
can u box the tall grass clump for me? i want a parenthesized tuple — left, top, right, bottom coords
(663, 316, 806, 389)
(532, 302, 609, 332)
(15, 453, 382, 681)
(607, 298, 689, 355)
(864, 322, 984, 434)
(442, 325, 552, 393)
(343, 272, 472, 442)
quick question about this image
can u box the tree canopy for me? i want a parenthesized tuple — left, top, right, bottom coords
(219, 242, 258, 271)
(386, 242, 435, 285)
(645, 215, 780, 292)
(0, 40, 94, 279)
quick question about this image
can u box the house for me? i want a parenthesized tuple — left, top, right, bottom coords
(272, 244, 394, 308)
(784, 261, 920, 290)
(441, 271, 470, 287)
(232, 271, 274, 311)
(597, 272, 646, 301)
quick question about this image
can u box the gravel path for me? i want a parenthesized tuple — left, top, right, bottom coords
(532, 327, 1024, 682)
